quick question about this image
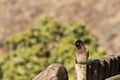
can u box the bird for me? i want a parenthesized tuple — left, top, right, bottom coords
(74, 39, 89, 64)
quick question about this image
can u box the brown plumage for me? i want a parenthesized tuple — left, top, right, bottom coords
(75, 40, 89, 64)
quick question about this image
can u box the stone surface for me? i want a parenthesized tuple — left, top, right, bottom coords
(32, 63, 68, 80)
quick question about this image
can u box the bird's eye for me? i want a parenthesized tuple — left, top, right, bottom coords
(76, 42, 80, 46)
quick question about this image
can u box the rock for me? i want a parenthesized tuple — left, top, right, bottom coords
(32, 63, 68, 80)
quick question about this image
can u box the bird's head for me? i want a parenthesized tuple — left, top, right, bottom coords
(75, 40, 84, 49)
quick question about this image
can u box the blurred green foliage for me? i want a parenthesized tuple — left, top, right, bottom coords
(0, 17, 105, 80)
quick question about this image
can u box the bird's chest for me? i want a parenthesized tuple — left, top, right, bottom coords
(75, 50, 87, 63)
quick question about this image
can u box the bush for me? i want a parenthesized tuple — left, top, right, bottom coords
(0, 17, 105, 80)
